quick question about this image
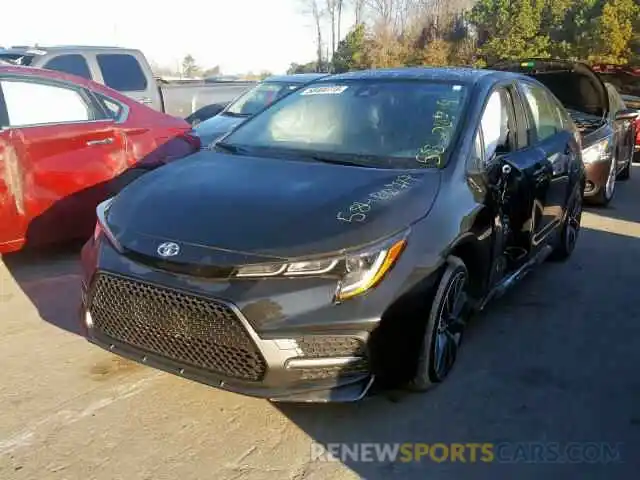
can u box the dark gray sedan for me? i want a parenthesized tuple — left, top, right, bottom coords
(81, 67, 585, 403)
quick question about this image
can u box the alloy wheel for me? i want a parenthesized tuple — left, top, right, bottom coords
(565, 195, 582, 254)
(432, 270, 468, 380)
(605, 155, 617, 199)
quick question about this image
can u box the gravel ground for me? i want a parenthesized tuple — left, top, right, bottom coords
(1, 167, 639, 480)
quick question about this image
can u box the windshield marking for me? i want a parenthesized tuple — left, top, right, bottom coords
(416, 100, 459, 166)
(336, 175, 420, 223)
(300, 86, 348, 96)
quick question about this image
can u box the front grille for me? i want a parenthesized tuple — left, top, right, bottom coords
(295, 336, 367, 358)
(89, 273, 267, 381)
(298, 361, 370, 381)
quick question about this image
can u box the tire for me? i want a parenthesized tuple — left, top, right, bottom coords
(549, 188, 582, 262)
(591, 156, 617, 206)
(407, 256, 470, 392)
(617, 149, 632, 181)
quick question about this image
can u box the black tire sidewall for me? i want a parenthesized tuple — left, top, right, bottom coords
(408, 256, 468, 391)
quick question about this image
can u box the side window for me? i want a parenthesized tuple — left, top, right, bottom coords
(43, 55, 92, 80)
(1, 80, 92, 127)
(95, 93, 125, 121)
(96, 54, 148, 92)
(478, 88, 515, 164)
(520, 83, 563, 141)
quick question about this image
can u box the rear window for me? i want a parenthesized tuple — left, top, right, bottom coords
(44, 54, 92, 80)
(0, 53, 34, 66)
(96, 54, 148, 92)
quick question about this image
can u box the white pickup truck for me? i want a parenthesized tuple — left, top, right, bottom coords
(0, 45, 256, 124)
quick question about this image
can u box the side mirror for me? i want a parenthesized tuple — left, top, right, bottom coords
(615, 108, 640, 121)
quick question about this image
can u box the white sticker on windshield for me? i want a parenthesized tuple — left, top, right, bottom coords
(300, 86, 348, 96)
(452, 85, 462, 91)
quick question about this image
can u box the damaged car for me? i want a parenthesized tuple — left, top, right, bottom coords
(80, 67, 585, 403)
(492, 59, 638, 205)
(0, 65, 200, 254)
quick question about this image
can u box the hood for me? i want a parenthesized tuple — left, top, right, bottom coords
(107, 151, 441, 264)
(492, 59, 608, 118)
(193, 114, 245, 145)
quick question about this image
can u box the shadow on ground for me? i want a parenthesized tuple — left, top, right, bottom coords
(2, 167, 640, 479)
(275, 223, 640, 479)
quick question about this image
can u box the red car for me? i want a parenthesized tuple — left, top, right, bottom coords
(0, 65, 199, 254)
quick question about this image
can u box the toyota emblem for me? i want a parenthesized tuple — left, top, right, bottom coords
(157, 242, 180, 257)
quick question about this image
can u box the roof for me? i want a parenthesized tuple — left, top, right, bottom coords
(325, 67, 496, 84)
(264, 73, 329, 84)
(0, 45, 140, 55)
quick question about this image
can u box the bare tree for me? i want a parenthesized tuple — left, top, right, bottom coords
(326, 0, 346, 60)
(352, 0, 365, 24)
(300, 0, 325, 70)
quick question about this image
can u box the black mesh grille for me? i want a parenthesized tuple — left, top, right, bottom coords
(296, 336, 367, 358)
(89, 273, 267, 381)
(297, 361, 370, 381)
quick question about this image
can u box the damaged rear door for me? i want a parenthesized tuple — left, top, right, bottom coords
(0, 74, 128, 249)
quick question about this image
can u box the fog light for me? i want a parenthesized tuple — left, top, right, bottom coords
(85, 311, 94, 329)
(584, 181, 595, 193)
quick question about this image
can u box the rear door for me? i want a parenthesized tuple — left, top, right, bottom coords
(517, 80, 574, 241)
(0, 74, 128, 246)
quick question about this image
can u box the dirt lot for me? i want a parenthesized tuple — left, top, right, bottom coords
(2, 168, 640, 480)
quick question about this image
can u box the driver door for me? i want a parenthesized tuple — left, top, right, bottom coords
(477, 85, 551, 255)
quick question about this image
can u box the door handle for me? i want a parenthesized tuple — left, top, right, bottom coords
(139, 97, 153, 105)
(86, 138, 114, 146)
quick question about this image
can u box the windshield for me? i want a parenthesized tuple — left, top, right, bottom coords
(223, 80, 469, 168)
(597, 71, 640, 98)
(226, 82, 300, 116)
(0, 53, 34, 66)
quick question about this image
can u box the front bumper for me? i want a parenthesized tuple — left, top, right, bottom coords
(583, 161, 611, 198)
(79, 238, 402, 403)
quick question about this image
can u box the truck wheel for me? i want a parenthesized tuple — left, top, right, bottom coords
(407, 256, 470, 392)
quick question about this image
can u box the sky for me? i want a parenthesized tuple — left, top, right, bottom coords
(2, 0, 354, 74)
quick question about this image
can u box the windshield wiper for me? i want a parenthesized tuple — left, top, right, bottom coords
(303, 154, 375, 168)
(223, 111, 251, 118)
(214, 142, 250, 155)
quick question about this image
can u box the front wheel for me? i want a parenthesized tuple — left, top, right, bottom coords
(591, 156, 617, 206)
(549, 189, 583, 262)
(617, 148, 633, 181)
(408, 256, 470, 391)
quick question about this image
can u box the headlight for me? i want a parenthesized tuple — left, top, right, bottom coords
(233, 232, 409, 302)
(582, 138, 611, 164)
(94, 198, 122, 251)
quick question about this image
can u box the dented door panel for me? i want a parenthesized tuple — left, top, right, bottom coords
(0, 130, 27, 251)
(16, 121, 128, 247)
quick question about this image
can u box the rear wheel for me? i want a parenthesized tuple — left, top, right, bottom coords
(408, 256, 470, 391)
